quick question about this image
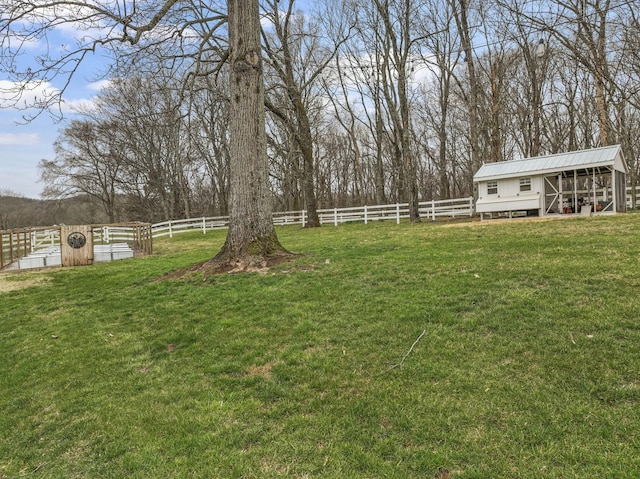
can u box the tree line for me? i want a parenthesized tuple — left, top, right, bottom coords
(25, 0, 640, 224)
(0, 192, 111, 230)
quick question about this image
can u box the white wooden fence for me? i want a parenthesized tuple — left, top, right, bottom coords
(152, 197, 475, 238)
(2, 199, 470, 268)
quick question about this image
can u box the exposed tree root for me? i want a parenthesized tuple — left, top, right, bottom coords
(156, 247, 298, 281)
(198, 249, 297, 275)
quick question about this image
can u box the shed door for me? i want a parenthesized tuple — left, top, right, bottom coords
(544, 175, 561, 214)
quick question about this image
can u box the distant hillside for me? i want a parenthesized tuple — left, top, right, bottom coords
(0, 195, 109, 230)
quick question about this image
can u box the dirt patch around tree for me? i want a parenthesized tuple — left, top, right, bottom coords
(155, 251, 299, 281)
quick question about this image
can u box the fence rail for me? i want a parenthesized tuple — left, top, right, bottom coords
(4, 189, 640, 269)
(153, 197, 475, 238)
(152, 216, 230, 239)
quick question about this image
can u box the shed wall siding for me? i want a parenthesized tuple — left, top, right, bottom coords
(478, 176, 543, 200)
(477, 175, 543, 214)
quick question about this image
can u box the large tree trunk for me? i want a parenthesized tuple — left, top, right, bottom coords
(213, 0, 288, 270)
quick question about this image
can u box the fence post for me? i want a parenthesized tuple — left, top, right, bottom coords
(469, 196, 474, 216)
(302, 210, 306, 227)
(396, 204, 400, 224)
(432, 200, 436, 221)
(202, 217, 206, 235)
(334, 208, 338, 226)
(364, 205, 368, 224)
(169, 220, 173, 239)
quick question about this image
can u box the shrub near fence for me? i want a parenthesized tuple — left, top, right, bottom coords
(153, 197, 475, 238)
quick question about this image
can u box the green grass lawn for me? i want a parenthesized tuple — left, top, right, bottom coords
(1, 215, 640, 478)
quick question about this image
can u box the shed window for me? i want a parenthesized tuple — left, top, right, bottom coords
(487, 181, 498, 195)
(520, 177, 532, 192)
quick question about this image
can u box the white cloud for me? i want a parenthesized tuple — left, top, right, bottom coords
(0, 132, 40, 145)
(0, 79, 99, 115)
(0, 133, 40, 146)
(60, 79, 116, 113)
(61, 96, 96, 113)
(86, 79, 112, 91)
(261, 8, 308, 30)
(0, 79, 61, 110)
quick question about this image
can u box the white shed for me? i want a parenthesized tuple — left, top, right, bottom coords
(473, 145, 628, 220)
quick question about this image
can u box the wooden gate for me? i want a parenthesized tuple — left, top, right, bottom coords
(60, 225, 94, 267)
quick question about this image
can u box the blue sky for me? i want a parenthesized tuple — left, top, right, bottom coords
(0, 86, 99, 199)
(0, 114, 57, 199)
(0, 30, 105, 199)
(0, 0, 314, 199)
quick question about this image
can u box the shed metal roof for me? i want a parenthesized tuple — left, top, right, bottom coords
(473, 145, 625, 181)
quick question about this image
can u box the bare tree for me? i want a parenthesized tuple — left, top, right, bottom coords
(505, 0, 621, 146)
(41, 74, 197, 223)
(321, 64, 369, 206)
(373, 0, 422, 221)
(414, 0, 462, 199)
(101, 76, 193, 221)
(334, 0, 423, 219)
(187, 74, 231, 216)
(0, 0, 289, 270)
(325, 36, 390, 206)
(449, 0, 482, 192)
(40, 119, 124, 222)
(262, 0, 322, 227)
